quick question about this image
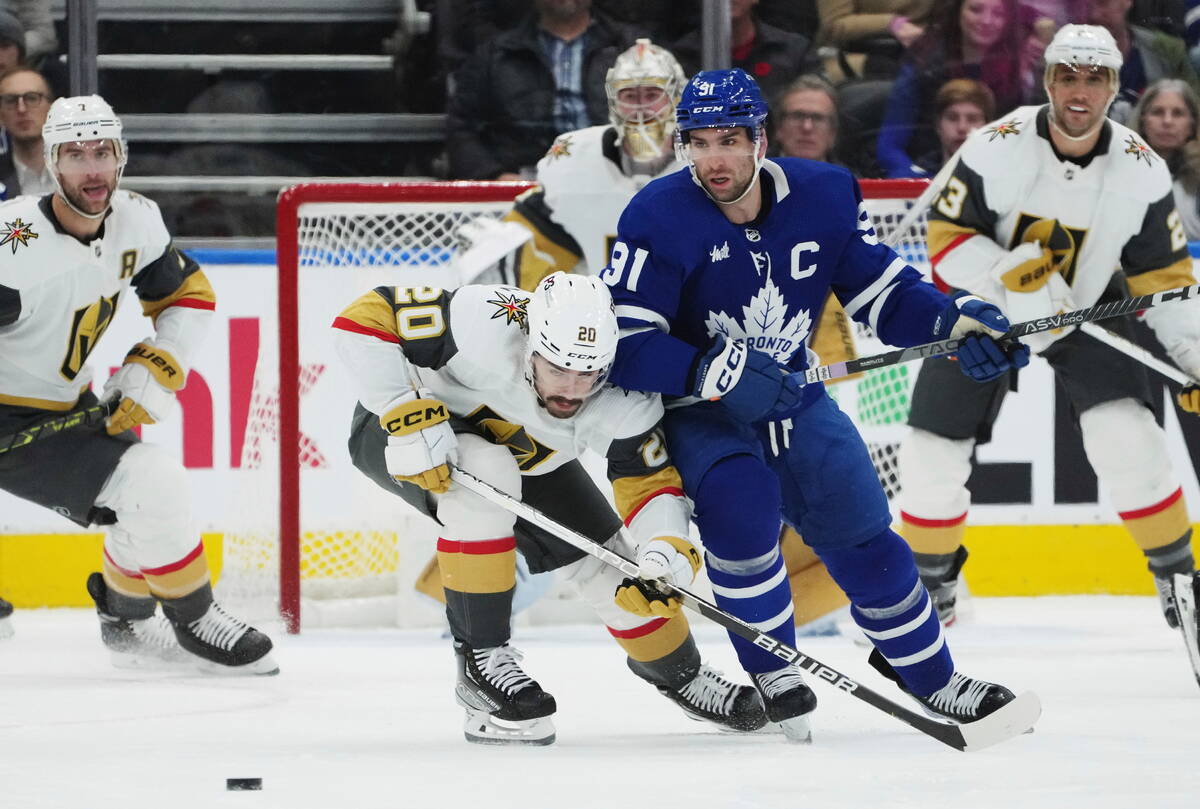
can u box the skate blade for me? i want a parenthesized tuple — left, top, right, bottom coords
(109, 649, 195, 671)
(462, 709, 555, 746)
(1173, 573, 1200, 689)
(0, 617, 13, 641)
(774, 715, 813, 743)
(193, 651, 280, 677)
(679, 709, 769, 733)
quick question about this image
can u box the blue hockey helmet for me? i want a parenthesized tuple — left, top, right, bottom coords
(675, 69, 769, 133)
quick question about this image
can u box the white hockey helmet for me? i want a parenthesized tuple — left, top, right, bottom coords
(524, 271, 619, 396)
(606, 38, 687, 161)
(1043, 24, 1123, 94)
(42, 95, 128, 218)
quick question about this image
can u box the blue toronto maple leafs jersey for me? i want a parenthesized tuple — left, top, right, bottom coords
(604, 158, 951, 396)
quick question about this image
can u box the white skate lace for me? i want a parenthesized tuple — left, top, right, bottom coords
(676, 665, 738, 715)
(475, 645, 535, 695)
(187, 602, 250, 652)
(926, 673, 989, 717)
(131, 614, 181, 650)
(754, 667, 808, 700)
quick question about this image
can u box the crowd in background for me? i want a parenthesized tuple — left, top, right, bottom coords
(4, 0, 1200, 238)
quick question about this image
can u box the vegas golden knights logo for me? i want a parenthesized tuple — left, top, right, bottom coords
(463, 404, 555, 471)
(61, 292, 120, 380)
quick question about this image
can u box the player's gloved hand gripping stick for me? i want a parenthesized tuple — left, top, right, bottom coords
(448, 463, 1042, 751)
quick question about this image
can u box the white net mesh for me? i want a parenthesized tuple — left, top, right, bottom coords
(218, 181, 930, 629)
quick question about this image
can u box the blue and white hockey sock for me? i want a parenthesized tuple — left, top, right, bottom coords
(707, 547, 796, 673)
(820, 529, 953, 696)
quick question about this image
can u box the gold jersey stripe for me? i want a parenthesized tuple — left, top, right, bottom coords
(336, 289, 402, 341)
(608, 614, 690, 662)
(926, 221, 980, 264)
(613, 466, 685, 524)
(0, 391, 80, 411)
(1126, 257, 1196, 298)
(437, 548, 516, 594)
(899, 515, 967, 555)
(102, 555, 151, 598)
(144, 553, 211, 599)
(1120, 492, 1191, 551)
(140, 269, 217, 321)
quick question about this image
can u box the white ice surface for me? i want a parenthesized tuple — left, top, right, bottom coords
(1, 596, 1198, 809)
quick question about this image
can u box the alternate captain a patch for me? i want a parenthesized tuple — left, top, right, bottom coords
(0, 218, 38, 253)
(1124, 134, 1156, 165)
(985, 119, 1021, 141)
(486, 290, 529, 326)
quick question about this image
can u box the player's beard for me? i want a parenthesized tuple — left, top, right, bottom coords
(540, 394, 583, 419)
(700, 161, 756, 203)
(61, 174, 116, 216)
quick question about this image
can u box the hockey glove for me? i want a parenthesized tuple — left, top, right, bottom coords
(991, 242, 1076, 352)
(992, 240, 1058, 293)
(614, 535, 702, 618)
(102, 340, 187, 435)
(935, 294, 1030, 383)
(1178, 385, 1200, 415)
(691, 335, 801, 422)
(380, 389, 458, 494)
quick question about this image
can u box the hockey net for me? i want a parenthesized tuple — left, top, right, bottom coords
(217, 179, 930, 632)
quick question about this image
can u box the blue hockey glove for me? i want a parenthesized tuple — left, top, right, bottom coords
(935, 294, 1030, 383)
(691, 335, 801, 422)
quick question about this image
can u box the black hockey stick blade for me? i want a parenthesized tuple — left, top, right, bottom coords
(802, 282, 1200, 385)
(449, 464, 1041, 751)
(0, 400, 117, 455)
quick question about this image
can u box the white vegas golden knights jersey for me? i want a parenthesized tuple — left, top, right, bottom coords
(0, 191, 213, 411)
(928, 105, 1194, 306)
(503, 125, 683, 289)
(333, 283, 670, 479)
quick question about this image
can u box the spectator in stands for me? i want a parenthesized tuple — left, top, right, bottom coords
(817, 0, 934, 53)
(913, 77, 995, 173)
(446, 0, 638, 180)
(773, 74, 841, 162)
(876, 0, 1029, 177)
(673, 0, 817, 104)
(0, 66, 53, 198)
(1133, 78, 1200, 236)
(0, 10, 24, 73)
(1188, 0, 1200, 71)
(1089, 0, 1200, 122)
(4, 1, 56, 66)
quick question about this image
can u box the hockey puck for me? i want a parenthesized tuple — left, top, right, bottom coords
(226, 778, 262, 791)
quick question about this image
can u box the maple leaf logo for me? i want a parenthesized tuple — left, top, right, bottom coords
(703, 276, 812, 363)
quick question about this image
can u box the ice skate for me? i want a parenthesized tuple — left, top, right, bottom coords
(751, 666, 818, 742)
(869, 647, 1015, 724)
(656, 664, 767, 732)
(916, 546, 968, 626)
(169, 600, 279, 676)
(1172, 572, 1200, 688)
(454, 641, 556, 745)
(0, 595, 13, 640)
(1155, 573, 1182, 629)
(86, 573, 191, 669)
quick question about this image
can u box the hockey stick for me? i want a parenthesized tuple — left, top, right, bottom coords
(880, 151, 961, 250)
(1078, 322, 1196, 387)
(0, 400, 117, 456)
(801, 283, 1200, 386)
(448, 464, 1041, 752)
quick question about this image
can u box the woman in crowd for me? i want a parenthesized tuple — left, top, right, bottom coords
(1134, 78, 1200, 239)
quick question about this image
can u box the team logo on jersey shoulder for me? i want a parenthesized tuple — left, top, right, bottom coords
(704, 276, 811, 363)
(486, 290, 529, 327)
(1123, 134, 1156, 165)
(985, 119, 1021, 141)
(546, 135, 573, 161)
(0, 217, 38, 253)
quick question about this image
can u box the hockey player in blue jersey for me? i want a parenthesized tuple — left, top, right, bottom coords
(604, 68, 1033, 741)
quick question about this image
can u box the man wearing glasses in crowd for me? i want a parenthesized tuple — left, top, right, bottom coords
(772, 74, 840, 164)
(0, 67, 55, 198)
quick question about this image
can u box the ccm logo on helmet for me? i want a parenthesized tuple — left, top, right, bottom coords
(386, 404, 447, 433)
(692, 106, 723, 113)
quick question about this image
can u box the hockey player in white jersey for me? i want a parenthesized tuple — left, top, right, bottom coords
(898, 25, 1200, 674)
(0, 95, 276, 674)
(334, 272, 769, 745)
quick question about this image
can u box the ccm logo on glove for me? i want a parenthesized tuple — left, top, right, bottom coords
(384, 401, 449, 435)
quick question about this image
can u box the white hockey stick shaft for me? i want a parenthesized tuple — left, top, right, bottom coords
(448, 464, 1041, 751)
(1079, 322, 1197, 386)
(880, 151, 962, 249)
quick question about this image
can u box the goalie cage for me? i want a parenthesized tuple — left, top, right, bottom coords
(215, 179, 931, 632)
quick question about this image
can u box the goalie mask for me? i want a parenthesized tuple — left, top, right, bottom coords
(43, 95, 128, 220)
(606, 38, 687, 162)
(524, 272, 618, 416)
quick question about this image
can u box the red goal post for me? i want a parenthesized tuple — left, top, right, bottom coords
(249, 178, 929, 633)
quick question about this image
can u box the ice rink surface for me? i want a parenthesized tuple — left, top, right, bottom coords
(2, 595, 1197, 809)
